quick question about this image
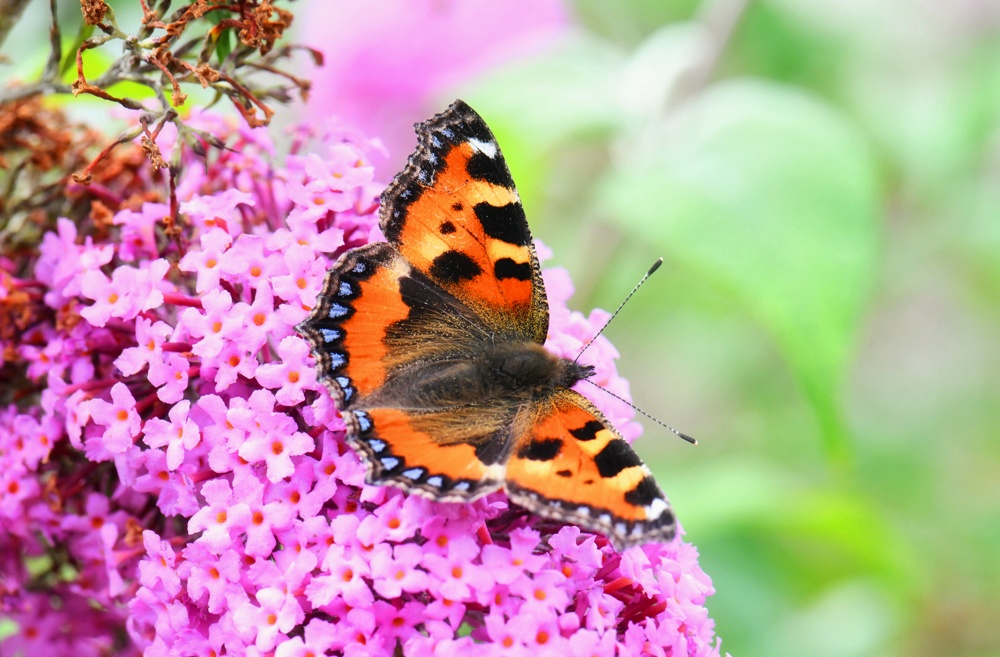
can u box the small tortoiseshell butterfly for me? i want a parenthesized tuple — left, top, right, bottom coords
(297, 100, 676, 550)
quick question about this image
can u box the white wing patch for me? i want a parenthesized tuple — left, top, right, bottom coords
(468, 138, 498, 159)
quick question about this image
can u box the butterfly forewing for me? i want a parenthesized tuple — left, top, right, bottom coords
(380, 101, 549, 345)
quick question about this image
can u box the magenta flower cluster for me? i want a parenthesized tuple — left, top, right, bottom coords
(0, 111, 726, 656)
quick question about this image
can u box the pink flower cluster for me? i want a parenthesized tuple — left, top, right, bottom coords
(0, 112, 726, 656)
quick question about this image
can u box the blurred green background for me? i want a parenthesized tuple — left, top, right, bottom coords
(463, 1, 1000, 655)
(7, 0, 1000, 655)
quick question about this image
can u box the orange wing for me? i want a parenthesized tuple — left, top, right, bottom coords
(342, 404, 516, 502)
(380, 100, 548, 345)
(296, 242, 491, 409)
(505, 390, 677, 550)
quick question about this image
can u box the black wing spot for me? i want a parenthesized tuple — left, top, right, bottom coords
(473, 202, 530, 246)
(494, 258, 532, 281)
(623, 476, 664, 507)
(466, 152, 515, 189)
(556, 469, 572, 478)
(451, 202, 464, 212)
(429, 250, 482, 284)
(570, 420, 603, 442)
(439, 221, 457, 235)
(516, 438, 563, 462)
(593, 440, 643, 478)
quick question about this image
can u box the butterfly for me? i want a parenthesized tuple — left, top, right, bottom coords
(296, 100, 676, 550)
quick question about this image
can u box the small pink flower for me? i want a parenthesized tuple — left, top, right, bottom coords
(211, 340, 258, 391)
(188, 479, 252, 554)
(35, 217, 114, 307)
(234, 391, 314, 482)
(219, 234, 282, 289)
(255, 335, 316, 406)
(182, 288, 242, 359)
(372, 600, 423, 643)
(271, 243, 332, 307)
(142, 400, 201, 470)
(422, 535, 492, 600)
(115, 203, 166, 261)
(179, 188, 255, 236)
(137, 530, 181, 598)
(370, 542, 430, 599)
(79, 268, 139, 327)
(115, 317, 175, 376)
(79, 259, 169, 327)
(235, 280, 282, 353)
(233, 587, 304, 652)
(509, 569, 570, 614)
(237, 477, 294, 558)
(88, 382, 141, 454)
(181, 543, 245, 614)
(179, 227, 232, 293)
(482, 527, 546, 584)
(274, 619, 338, 657)
(308, 545, 374, 608)
(147, 352, 191, 403)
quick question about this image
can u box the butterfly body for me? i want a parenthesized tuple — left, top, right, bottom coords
(298, 100, 677, 549)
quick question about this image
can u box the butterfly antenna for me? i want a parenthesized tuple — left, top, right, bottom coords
(573, 258, 663, 366)
(582, 379, 697, 445)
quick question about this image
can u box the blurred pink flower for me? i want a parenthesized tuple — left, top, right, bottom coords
(301, 0, 569, 175)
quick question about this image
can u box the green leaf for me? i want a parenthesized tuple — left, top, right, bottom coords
(600, 80, 880, 464)
(206, 8, 233, 63)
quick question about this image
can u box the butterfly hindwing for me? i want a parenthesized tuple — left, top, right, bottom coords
(505, 389, 676, 550)
(380, 100, 549, 345)
(344, 404, 515, 502)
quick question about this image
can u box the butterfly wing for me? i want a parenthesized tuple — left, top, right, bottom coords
(380, 100, 549, 345)
(296, 241, 492, 408)
(343, 404, 516, 502)
(505, 390, 677, 550)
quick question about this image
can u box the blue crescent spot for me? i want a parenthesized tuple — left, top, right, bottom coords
(327, 303, 348, 319)
(426, 476, 444, 488)
(380, 457, 400, 470)
(354, 412, 373, 434)
(335, 377, 353, 401)
(453, 481, 470, 492)
(401, 468, 424, 480)
(320, 328, 341, 342)
(352, 261, 366, 274)
(338, 281, 353, 297)
(367, 437, 385, 452)
(327, 353, 345, 369)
